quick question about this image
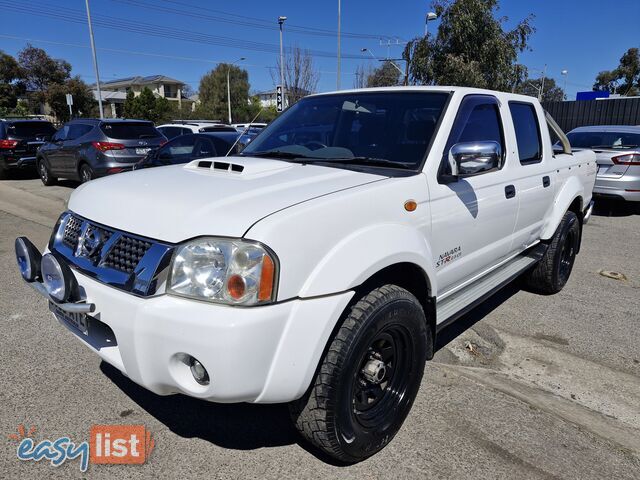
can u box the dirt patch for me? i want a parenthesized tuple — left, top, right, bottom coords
(533, 333, 570, 346)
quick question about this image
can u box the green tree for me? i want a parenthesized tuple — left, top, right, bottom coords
(516, 77, 565, 102)
(121, 87, 173, 123)
(366, 61, 401, 87)
(18, 44, 71, 107)
(198, 64, 251, 122)
(45, 76, 97, 121)
(593, 48, 640, 96)
(403, 0, 534, 91)
(0, 50, 26, 110)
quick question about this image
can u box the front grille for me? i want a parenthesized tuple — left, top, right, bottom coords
(62, 216, 83, 248)
(102, 236, 152, 274)
(50, 212, 174, 296)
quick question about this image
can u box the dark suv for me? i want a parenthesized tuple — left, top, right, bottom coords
(0, 119, 57, 179)
(36, 119, 166, 185)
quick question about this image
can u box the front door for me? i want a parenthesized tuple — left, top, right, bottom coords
(427, 94, 519, 296)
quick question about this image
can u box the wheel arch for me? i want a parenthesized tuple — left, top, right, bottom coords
(541, 176, 585, 240)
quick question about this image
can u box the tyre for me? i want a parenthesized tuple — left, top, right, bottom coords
(523, 210, 580, 294)
(79, 163, 94, 183)
(289, 284, 429, 463)
(0, 166, 7, 180)
(37, 159, 57, 186)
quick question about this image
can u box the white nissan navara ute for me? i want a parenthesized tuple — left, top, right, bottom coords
(16, 87, 596, 462)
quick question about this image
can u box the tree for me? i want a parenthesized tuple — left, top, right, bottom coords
(366, 61, 401, 87)
(18, 45, 71, 106)
(403, 0, 534, 91)
(593, 48, 640, 96)
(272, 46, 320, 105)
(198, 64, 251, 122)
(516, 77, 565, 102)
(45, 76, 97, 121)
(121, 87, 170, 122)
(0, 50, 26, 110)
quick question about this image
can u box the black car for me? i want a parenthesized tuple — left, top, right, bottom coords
(135, 131, 254, 169)
(37, 119, 166, 185)
(0, 119, 57, 179)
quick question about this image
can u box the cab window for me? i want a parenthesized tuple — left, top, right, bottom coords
(509, 102, 542, 164)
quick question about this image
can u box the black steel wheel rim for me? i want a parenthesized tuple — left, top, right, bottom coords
(351, 324, 413, 430)
(559, 229, 577, 279)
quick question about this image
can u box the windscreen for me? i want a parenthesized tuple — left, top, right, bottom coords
(7, 122, 56, 138)
(101, 122, 162, 140)
(567, 131, 640, 150)
(241, 91, 450, 170)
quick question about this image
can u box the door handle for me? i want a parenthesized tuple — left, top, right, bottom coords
(542, 176, 550, 188)
(505, 185, 516, 199)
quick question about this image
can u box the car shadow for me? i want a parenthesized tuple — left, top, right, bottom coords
(99, 362, 346, 464)
(592, 198, 640, 217)
(435, 282, 521, 351)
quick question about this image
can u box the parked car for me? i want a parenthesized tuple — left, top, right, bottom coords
(15, 87, 596, 463)
(36, 119, 166, 185)
(157, 121, 237, 140)
(0, 119, 57, 179)
(134, 131, 253, 169)
(565, 125, 640, 202)
(232, 122, 267, 132)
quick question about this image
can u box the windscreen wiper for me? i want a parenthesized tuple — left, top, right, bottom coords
(240, 150, 320, 160)
(323, 156, 412, 169)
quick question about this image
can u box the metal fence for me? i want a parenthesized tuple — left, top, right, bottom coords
(542, 97, 640, 133)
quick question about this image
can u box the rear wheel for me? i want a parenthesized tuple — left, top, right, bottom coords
(79, 163, 94, 183)
(289, 285, 429, 463)
(37, 159, 57, 186)
(523, 210, 580, 294)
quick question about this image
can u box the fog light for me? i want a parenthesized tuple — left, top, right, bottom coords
(15, 237, 42, 282)
(41, 253, 75, 302)
(189, 357, 210, 385)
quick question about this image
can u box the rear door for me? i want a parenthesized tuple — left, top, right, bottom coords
(60, 123, 94, 173)
(427, 94, 519, 295)
(507, 101, 557, 253)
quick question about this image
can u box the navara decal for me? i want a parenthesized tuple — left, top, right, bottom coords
(436, 246, 462, 268)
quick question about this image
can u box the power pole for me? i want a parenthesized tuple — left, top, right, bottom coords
(85, 0, 103, 119)
(337, 0, 341, 90)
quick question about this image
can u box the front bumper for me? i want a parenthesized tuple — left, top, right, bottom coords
(594, 169, 640, 201)
(26, 264, 353, 404)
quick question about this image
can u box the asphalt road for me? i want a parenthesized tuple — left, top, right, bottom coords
(1, 175, 639, 479)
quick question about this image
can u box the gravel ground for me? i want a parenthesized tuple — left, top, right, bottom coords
(1, 176, 639, 479)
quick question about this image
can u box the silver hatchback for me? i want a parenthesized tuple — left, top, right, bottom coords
(566, 125, 640, 202)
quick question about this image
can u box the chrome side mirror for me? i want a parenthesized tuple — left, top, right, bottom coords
(448, 141, 502, 177)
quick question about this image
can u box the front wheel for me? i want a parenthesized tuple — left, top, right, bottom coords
(523, 210, 581, 294)
(289, 284, 429, 463)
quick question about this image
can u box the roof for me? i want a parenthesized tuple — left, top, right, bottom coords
(98, 75, 185, 89)
(568, 125, 640, 133)
(92, 90, 128, 101)
(67, 118, 154, 124)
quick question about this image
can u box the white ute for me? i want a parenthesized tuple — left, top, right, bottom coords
(16, 87, 596, 462)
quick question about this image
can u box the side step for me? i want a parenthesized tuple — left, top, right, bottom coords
(435, 244, 546, 332)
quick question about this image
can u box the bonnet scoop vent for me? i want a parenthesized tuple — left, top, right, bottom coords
(185, 156, 293, 175)
(197, 160, 244, 173)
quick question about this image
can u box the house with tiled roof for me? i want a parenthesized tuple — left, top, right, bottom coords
(92, 75, 194, 117)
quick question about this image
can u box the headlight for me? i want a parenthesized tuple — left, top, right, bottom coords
(168, 237, 277, 305)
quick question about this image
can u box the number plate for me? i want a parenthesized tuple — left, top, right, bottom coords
(49, 301, 89, 335)
(136, 147, 151, 155)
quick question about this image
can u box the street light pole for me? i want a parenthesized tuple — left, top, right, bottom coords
(337, 0, 341, 90)
(85, 0, 103, 119)
(561, 69, 568, 100)
(278, 16, 287, 94)
(425, 11, 437, 37)
(227, 57, 246, 124)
